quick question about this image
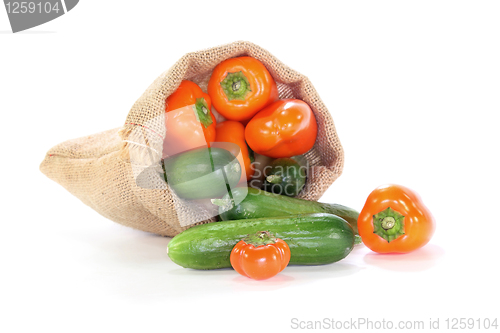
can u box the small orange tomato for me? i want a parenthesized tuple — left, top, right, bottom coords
(230, 231, 290, 280)
(245, 99, 318, 158)
(358, 184, 436, 254)
(208, 56, 278, 122)
(214, 121, 254, 183)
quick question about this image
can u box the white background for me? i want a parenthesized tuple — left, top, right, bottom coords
(1, 1, 499, 332)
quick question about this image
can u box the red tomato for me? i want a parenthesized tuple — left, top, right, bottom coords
(230, 231, 290, 280)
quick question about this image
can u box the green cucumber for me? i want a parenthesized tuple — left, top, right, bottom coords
(167, 213, 355, 269)
(213, 187, 359, 235)
(263, 157, 306, 197)
(162, 147, 241, 199)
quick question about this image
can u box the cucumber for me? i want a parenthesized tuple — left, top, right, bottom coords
(167, 213, 355, 269)
(162, 147, 241, 199)
(214, 187, 359, 235)
(263, 157, 306, 197)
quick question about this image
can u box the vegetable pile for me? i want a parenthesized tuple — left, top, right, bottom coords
(162, 56, 318, 200)
(39, 41, 345, 240)
(163, 56, 435, 280)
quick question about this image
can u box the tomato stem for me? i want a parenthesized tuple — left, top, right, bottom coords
(243, 231, 277, 247)
(220, 71, 252, 101)
(373, 207, 405, 242)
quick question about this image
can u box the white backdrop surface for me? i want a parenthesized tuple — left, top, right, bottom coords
(1, 1, 499, 332)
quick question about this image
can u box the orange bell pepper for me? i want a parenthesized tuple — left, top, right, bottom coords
(214, 120, 254, 183)
(208, 56, 278, 122)
(358, 184, 436, 253)
(163, 80, 216, 157)
(245, 99, 318, 158)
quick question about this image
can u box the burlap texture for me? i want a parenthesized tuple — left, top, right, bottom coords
(39, 41, 344, 237)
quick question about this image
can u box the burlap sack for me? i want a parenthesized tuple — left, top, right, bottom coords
(39, 41, 344, 237)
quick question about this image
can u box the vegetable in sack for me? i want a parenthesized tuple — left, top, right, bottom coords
(263, 157, 306, 197)
(208, 56, 278, 122)
(358, 184, 436, 253)
(214, 120, 254, 183)
(163, 80, 216, 157)
(245, 99, 318, 158)
(230, 231, 290, 280)
(162, 147, 240, 199)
